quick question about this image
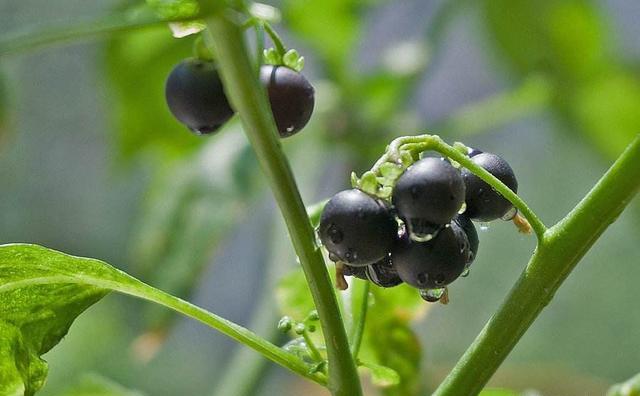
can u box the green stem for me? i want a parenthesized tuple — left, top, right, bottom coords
(205, 15, 362, 396)
(350, 280, 370, 358)
(302, 330, 324, 362)
(0, 12, 204, 57)
(434, 134, 640, 396)
(262, 22, 287, 57)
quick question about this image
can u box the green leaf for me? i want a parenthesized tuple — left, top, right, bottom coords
(61, 374, 144, 396)
(0, 247, 109, 395)
(358, 361, 400, 387)
(607, 373, 640, 396)
(359, 171, 379, 196)
(0, 244, 323, 393)
(276, 269, 317, 322)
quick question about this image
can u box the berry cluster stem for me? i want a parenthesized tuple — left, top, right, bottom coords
(369, 133, 547, 240)
(205, 14, 362, 396)
(434, 134, 640, 395)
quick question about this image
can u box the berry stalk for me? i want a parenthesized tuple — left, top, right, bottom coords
(205, 14, 363, 396)
(434, 134, 640, 396)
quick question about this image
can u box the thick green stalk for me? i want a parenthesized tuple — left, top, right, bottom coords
(205, 14, 362, 396)
(434, 134, 640, 396)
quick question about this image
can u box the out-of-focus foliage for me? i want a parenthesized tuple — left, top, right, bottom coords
(482, 0, 640, 158)
(145, 0, 199, 19)
(607, 373, 640, 396)
(276, 267, 428, 395)
(0, 244, 109, 396)
(0, 69, 7, 136)
(479, 389, 522, 396)
(132, 130, 260, 334)
(61, 374, 145, 396)
(105, 21, 198, 160)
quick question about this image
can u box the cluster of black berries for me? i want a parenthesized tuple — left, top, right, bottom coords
(319, 149, 518, 301)
(165, 58, 315, 137)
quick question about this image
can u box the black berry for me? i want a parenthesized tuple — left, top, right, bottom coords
(391, 221, 469, 289)
(342, 264, 368, 280)
(467, 147, 483, 157)
(366, 256, 402, 288)
(165, 58, 234, 134)
(454, 214, 479, 264)
(392, 157, 465, 236)
(319, 189, 398, 266)
(461, 152, 518, 221)
(259, 65, 315, 137)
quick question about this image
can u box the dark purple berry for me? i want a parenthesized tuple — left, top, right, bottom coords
(343, 264, 368, 280)
(461, 152, 518, 221)
(259, 65, 315, 137)
(454, 214, 479, 264)
(391, 221, 469, 289)
(319, 189, 398, 266)
(165, 58, 234, 134)
(392, 157, 465, 236)
(366, 256, 402, 288)
(467, 147, 483, 157)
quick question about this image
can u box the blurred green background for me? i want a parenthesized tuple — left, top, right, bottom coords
(1, 0, 639, 395)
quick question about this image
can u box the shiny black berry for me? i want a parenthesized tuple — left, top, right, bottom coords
(319, 189, 398, 266)
(366, 256, 402, 288)
(461, 152, 518, 221)
(454, 214, 479, 264)
(165, 58, 234, 134)
(391, 221, 469, 289)
(259, 65, 315, 137)
(343, 264, 368, 280)
(467, 147, 483, 157)
(392, 157, 465, 236)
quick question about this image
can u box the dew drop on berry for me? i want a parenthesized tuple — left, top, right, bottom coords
(416, 272, 428, 286)
(344, 249, 358, 263)
(433, 273, 446, 286)
(458, 202, 467, 214)
(501, 206, 518, 221)
(328, 252, 339, 262)
(286, 125, 295, 133)
(419, 287, 445, 302)
(461, 267, 470, 278)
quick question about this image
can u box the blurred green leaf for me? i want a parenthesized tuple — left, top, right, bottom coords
(131, 130, 261, 334)
(482, 0, 640, 159)
(607, 373, 640, 396)
(61, 374, 144, 396)
(276, 268, 317, 322)
(282, 0, 362, 78)
(358, 360, 400, 387)
(360, 285, 428, 396)
(479, 389, 521, 396)
(145, 0, 199, 19)
(0, 245, 110, 395)
(104, 21, 200, 160)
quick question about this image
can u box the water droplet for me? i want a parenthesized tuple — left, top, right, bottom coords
(458, 202, 467, 214)
(419, 287, 445, 303)
(501, 206, 518, 221)
(327, 224, 343, 244)
(328, 252, 339, 262)
(286, 125, 295, 132)
(479, 222, 490, 231)
(461, 268, 470, 278)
